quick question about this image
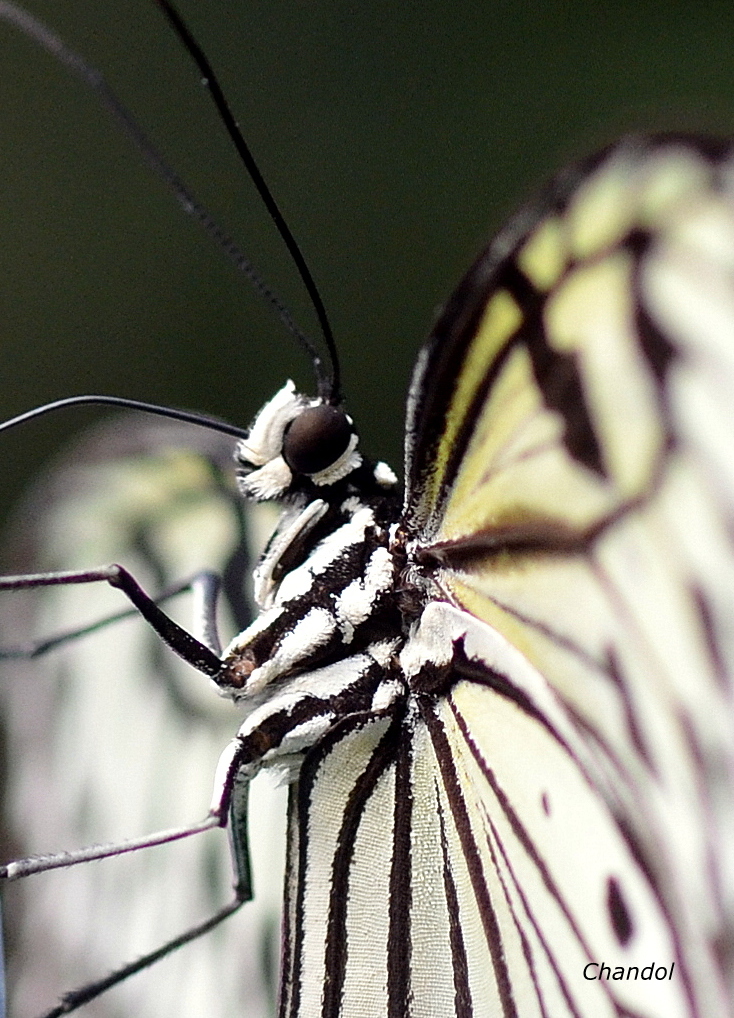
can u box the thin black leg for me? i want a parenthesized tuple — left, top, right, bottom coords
(28, 764, 255, 1017)
(40, 897, 245, 1018)
(0, 565, 222, 675)
(0, 573, 218, 659)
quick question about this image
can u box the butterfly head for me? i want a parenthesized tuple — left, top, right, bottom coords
(235, 380, 364, 500)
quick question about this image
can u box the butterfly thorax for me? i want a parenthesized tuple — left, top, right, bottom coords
(209, 382, 426, 778)
(217, 492, 404, 700)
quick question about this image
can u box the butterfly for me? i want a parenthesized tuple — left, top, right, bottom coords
(1, 5, 734, 1018)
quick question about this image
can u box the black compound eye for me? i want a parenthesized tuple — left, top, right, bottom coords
(283, 405, 353, 476)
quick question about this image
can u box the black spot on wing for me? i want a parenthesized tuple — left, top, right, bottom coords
(607, 877, 634, 947)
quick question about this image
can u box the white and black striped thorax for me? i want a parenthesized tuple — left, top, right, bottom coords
(213, 380, 437, 780)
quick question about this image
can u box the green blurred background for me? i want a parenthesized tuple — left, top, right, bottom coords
(1, 0, 734, 520)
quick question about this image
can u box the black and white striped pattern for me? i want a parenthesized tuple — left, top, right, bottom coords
(269, 603, 691, 1018)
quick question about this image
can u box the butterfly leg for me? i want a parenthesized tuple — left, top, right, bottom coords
(0, 564, 222, 674)
(36, 776, 253, 1018)
(0, 566, 231, 873)
(0, 566, 259, 1015)
(0, 570, 223, 658)
(40, 898, 244, 1018)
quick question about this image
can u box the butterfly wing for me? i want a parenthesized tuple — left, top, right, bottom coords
(0, 416, 286, 1018)
(398, 136, 734, 1015)
(280, 654, 693, 1018)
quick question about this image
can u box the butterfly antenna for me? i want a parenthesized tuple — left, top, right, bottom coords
(0, 1, 332, 398)
(154, 0, 341, 405)
(0, 395, 249, 440)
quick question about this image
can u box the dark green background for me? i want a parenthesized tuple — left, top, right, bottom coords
(1, 0, 734, 520)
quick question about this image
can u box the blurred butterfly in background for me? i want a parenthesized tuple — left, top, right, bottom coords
(1, 3, 734, 1018)
(1, 415, 288, 1018)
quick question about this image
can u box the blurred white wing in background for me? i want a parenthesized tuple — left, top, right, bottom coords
(0, 415, 285, 1018)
